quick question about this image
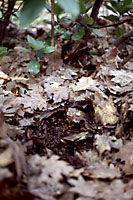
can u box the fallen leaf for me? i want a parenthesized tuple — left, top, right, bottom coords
(114, 142, 133, 175)
(94, 134, 122, 154)
(94, 95, 118, 126)
(69, 176, 97, 197)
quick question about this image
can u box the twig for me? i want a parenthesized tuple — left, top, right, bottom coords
(93, 18, 133, 29)
(113, 30, 133, 47)
(118, 52, 133, 67)
(51, 0, 55, 46)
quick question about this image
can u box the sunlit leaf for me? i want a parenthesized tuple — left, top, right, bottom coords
(27, 35, 44, 50)
(0, 47, 12, 57)
(28, 59, 40, 75)
(44, 46, 56, 54)
(14, 46, 29, 51)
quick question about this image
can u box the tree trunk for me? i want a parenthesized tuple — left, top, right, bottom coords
(0, 0, 16, 46)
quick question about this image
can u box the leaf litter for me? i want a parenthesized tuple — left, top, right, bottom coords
(0, 18, 133, 200)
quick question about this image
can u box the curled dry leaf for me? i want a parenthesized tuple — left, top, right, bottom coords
(72, 77, 98, 91)
(94, 95, 118, 126)
(0, 147, 14, 167)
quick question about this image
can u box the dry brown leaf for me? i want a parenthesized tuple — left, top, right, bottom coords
(88, 163, 121, 179)
(69, 176, 98, 197)
(103, 47, 118, 66)
(28, 154, 74, 200)
(0, 147, 14, 167)
(94, 134, 123, 154)
(72, 77, 98, 91)
(53, 86, 69, 103)
(114, 142, 133, 175)
(94, 95, 118, 126)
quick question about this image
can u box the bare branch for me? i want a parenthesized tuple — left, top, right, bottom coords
(113, 30, 133, 47)
(118, 52, 133, 68)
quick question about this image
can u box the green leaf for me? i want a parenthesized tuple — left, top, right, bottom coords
(44, 46, 56, 54)
(27, 35, 44, 50)
(89, 49, 98, 55)
(0, 47, 12, 57)
(79, 0, 86, 14)
(54, 3, 63, 15)
(123, 0, 132, 6)
(121, 4, 133, 14)
(110, 0, 122, 14)
(0, 47, 8, 57)
(91, 28, 103, 37)
(43, 19, 52, 25)
(20, 0, 46, 27)
(55, 28, 65, 34)
(84, 16, 94, 25)
(28, 59, 40, 75)
(61, 31, 71, 39)
(105, 15, 119, 22)
(57, 0, 80, 18)
(105, 4, 118, 14)
(72, 25, 85, 40)
(115, 27, 125, 38)
(14, 46, 29, 51)
(36, 49, 45, 58)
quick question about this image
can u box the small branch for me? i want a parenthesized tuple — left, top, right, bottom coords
(90, 0, 104, 24)
(51, 0, 55, 46)
(118, 52, 133, 67)
(113, 30, 133, 47)
(93, 18, 133, 29)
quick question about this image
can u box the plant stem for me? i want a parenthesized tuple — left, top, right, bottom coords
(51, 0, 55, 46)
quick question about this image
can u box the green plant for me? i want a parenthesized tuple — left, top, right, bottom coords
(103, 0, 133, 38)
(19, 0, 80, 28)
(27, 35, 56, 75)
(104, 0, 133, 22)
(0, 46, 12, 57)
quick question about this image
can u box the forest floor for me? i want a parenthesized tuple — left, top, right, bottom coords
(0, 13, 133, 200)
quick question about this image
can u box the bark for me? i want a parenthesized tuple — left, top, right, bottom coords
(0, 0, 16, 46)
(90, 0, 104, 23)
(113, 30, 133, 47)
